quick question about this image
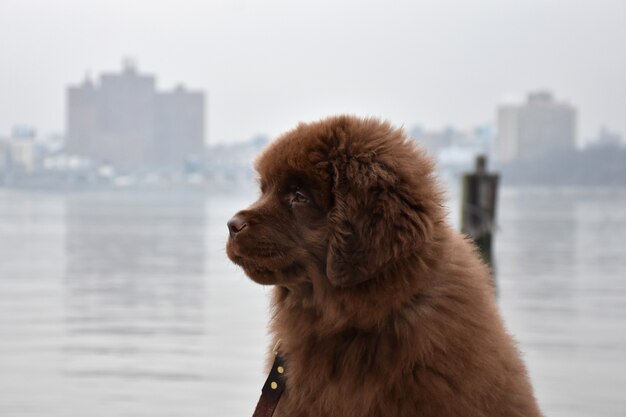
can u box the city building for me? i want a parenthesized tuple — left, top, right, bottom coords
(66, 61, 205, 170)
(409, 124, 494, 176)
(496, 91, 577, 162)
(10, 136, 36, 174)
(0, 126, 38, 174)
(587, 127, 625, 149)
(0, 137, 10, 172)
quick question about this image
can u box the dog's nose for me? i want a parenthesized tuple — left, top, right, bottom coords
(227, 215, 248, 238)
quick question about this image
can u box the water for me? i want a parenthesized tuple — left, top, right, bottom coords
(496, 188, 626, 417)
(0, 187, 625, 417)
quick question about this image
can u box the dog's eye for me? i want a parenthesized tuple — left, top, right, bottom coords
(291, 191, 310, 205)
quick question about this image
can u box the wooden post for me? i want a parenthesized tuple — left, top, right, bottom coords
(461, 155, 499, 287)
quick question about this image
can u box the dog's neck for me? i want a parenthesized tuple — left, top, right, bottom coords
(272, 258, 437, 353)
(270, 229, 451, 370)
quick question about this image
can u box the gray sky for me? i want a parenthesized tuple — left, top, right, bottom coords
(1, 0, 625, 144)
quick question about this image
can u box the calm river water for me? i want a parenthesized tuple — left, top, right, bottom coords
(0, 186, 625, 417)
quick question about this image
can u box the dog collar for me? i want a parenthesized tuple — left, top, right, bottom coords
(252, 341, 286, 417)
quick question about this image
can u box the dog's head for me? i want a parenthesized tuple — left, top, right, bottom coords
(226, 116, 443, 289)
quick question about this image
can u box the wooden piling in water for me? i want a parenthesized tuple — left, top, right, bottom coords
(461, 155, 499, 288)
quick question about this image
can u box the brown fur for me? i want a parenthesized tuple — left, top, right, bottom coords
(226, 115, 543, 417)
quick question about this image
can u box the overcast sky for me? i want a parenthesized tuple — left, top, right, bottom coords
(1, 0, 624, 144)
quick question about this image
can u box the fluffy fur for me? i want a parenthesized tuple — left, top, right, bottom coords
(226, 116, 543, 417)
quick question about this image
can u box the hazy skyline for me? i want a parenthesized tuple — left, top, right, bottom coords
(1, 0, 625, 145)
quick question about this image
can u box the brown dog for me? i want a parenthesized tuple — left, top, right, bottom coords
(226, 116, 543, 417)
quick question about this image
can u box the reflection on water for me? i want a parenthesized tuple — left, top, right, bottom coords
(0, 187, 625, 417)
(63, 195, 206, 383)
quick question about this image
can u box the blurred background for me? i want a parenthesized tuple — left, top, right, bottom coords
(1, 1, 625, 416)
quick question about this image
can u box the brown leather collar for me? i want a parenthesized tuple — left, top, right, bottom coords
(252, 353, 286, 417)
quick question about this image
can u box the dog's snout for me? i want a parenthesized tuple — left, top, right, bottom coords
(227, 215, 248, 238)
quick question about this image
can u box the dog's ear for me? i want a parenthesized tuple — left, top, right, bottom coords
(326, 154, 437, 288)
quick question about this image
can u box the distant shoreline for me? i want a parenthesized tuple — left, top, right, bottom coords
(2, 182, 626, 197)
(497, 145, 626, 186)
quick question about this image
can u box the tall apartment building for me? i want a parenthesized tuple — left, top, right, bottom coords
(66, 61, 205, 169)
(496, 91, 576, 163)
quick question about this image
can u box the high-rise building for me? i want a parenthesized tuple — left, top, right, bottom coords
(496, 91, 576, 163)
(66, 61, 205, 169)
(154, 85, 205, 167)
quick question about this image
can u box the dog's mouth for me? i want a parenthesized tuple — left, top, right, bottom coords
(236, 258, 277, 285)
(227, 238, 291, 285)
